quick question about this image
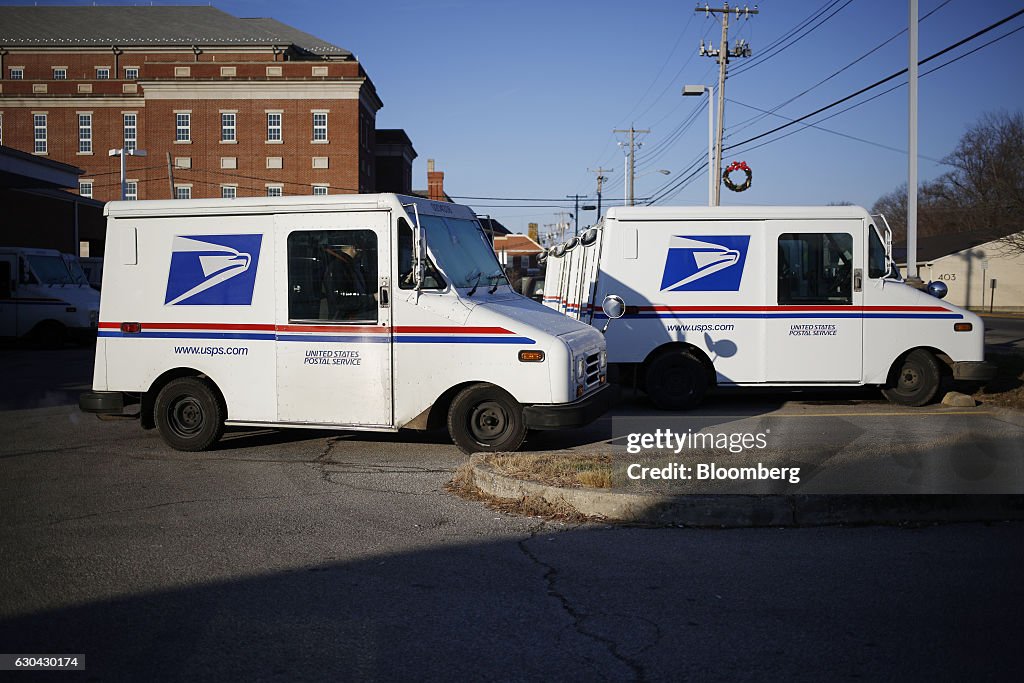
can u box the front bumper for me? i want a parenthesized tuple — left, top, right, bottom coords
(79, 391, 124, 414)
(953, 361, 997, 382)
(523, 383, 619, 430)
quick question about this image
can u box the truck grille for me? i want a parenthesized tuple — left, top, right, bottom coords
(585, 352, 601, 387)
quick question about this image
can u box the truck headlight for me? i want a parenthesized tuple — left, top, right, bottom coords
(599, 350, 607, 368)
(575, 357, 586, 380)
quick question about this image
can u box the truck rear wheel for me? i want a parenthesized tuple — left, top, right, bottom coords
(645, 351, 708, 410)
(881, 349, 941, 407)
(154, 377, 225, 451)
(447, 384, 527, 454)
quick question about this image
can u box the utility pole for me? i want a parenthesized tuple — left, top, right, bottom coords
(554, 211, 573, 242)
(697, 2, 757, 205)
(588, 167, 613, 220)
(613, 126, 650, 206)
(906, 0, 921, 285)
(542, 223, 558, 246)
(565, 194, 591, 235)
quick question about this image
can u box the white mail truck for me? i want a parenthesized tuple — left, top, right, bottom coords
(542, 205, 994, 409)
(1, 246, 100, 345)
(79, 194, 613, 453)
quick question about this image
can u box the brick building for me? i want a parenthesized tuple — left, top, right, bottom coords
(0, 5, 405, 205)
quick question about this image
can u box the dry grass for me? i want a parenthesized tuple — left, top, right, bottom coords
(972, 350, 1024, 409)
(444, 457, 598, 522)
(483, 452, 613, 489)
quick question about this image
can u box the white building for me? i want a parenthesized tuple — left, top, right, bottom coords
(898, 230, 1024, 312)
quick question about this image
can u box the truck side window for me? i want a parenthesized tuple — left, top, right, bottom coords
(397, 218, 445, 290)
(778, 232, 853, 305)
(0, 261, 11, 299)
(287, 229, 378, 323)
(868, 227, 887, 279)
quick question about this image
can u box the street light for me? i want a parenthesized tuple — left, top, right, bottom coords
(634, 169, 670, 205)
(683, 84, 715, 206)
(108, 147, 147, 200)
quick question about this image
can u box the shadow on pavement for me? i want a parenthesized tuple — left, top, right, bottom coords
(0, 525, 1021, 680)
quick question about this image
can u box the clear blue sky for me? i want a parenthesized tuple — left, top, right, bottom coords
(14, 1, 1024, 236)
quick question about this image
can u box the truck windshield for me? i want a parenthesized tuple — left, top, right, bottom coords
(26, 254, 74, 285)
(63, 256, 89, 285)
(420, 214, 508, 288)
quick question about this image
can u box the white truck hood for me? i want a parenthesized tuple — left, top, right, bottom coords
(468, 294, 595, 339)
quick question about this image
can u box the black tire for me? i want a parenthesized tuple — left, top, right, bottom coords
(33, 321, 66, 349)
(881, 349, 942, 407)
(644, 351, 708, 410)
(154, 377, 225, 451)
(447, 384, 527, 454)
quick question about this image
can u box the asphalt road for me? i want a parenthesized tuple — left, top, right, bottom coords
(1, 346, 1022, 680)
(983, 315, 1024, 350)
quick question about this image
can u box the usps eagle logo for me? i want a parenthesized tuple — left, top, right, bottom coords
(659, 235, 750, 291)
(164, 234, 262, 305)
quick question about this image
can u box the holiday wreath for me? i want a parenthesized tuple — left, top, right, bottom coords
(723, 160, 752, 192)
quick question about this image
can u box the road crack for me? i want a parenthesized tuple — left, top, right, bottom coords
(517, 524, 649, 681)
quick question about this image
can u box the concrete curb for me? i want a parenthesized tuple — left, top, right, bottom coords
(468, 460, 1024, 527)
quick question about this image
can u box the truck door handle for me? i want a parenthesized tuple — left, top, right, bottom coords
(379, 285, 390, 307)
(853, 268, 863, 292)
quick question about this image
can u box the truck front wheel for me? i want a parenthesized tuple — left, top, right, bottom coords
(154, 377, 225, 451)
(447, 384, 527, 454)
(645, 351, 708, 410)
(881, 349, 941, 407)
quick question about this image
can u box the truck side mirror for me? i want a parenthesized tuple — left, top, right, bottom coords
(926, 281, 948, 299)
(601, 294, 625, 334)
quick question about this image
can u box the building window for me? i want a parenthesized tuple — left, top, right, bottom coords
(33, 114, 47, 153)
(125, 182, 138, 201)
(124, 113, 137, 152)
(96, 67, 110, 79)
(125, 67, 139, 80)
(79, 181, 93, 198)
(267, 113, 282, 142)
(221, 112, 236, 142)
(53, 68, 67, 80)
(10, 68, 24, 80)
(174, 186, 191, 200)
(267, 186, 283, 197)
(176, 113, 191, 142)
(220, 66, 236, 77)
(312, 112, 328, 142)
(312, 185, 328, 196)
(221, 185, 237, 199)
(78, 113, 92, 153)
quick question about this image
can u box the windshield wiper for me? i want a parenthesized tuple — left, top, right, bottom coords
(486, 271, 505, 294)
(466, 271, 483, 297)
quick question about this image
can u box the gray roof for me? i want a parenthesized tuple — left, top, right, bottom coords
(0, 6, 351, 57)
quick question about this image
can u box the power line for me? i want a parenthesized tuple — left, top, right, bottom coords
(729, 0, 855, 77)
(727, 22, 1024, 158)
(645, 17, 1024, 205)
(727, 0, 953, 138)
(722, 7, 1024, 154)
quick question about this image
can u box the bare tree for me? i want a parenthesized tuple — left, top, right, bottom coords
(872, 111, 1024, 254)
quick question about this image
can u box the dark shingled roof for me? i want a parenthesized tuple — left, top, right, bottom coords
(893, 228, 1021, 263)
(0, 5, 351, 57)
